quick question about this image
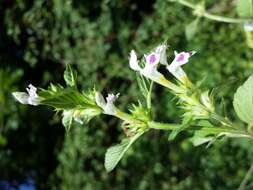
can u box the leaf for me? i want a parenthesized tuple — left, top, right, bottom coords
(64, 64, 76, 87)
(168, 116, 192, 141)
(185, 18, 199, 41)
(104, 131, 144, 172)
(236, 0, 253, 18)
(40, 88, 93, 109)
(190, 123, 215, 146)
(136, 74, 153, 109)
(73, 108, 101, 124)
(129, 102, 150, 122)
(233, 75, 253, 125)
(136, 74, 151, 99)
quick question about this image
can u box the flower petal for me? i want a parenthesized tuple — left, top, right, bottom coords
(155, 44, 168, 65)
(141, 65, 162, 81)
(129, 50, 141, 71)
(12, 92, 29, 104)
(172, 51, 196, 67)
(96, 92, 119, 115)
(95, 92, 106, 108)
(145, 53, 160, 65)
(26, 84, 38, 98)
(104, 93, 119, 115)
(166, 65, 187, 82)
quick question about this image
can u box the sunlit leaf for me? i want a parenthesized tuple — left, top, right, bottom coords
(236, 0, 253, 17)
(104, 131, 144, 172)
(64, 64, 77, 87)
(185, 18, 199, 41)
(233, 75, 253, 125)
(168, 116, 192, 141)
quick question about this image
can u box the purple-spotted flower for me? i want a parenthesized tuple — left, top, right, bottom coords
(129, 44, 167, 81)
(95, 92, 120, 115)
(166, 51, 196, 83)
(12, 84, 40, 106)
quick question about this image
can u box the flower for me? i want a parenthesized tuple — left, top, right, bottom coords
(12, 84, 40, 106)
(95, 92, 120, 115)
(166, 51, 196, 83)
(129, 44, 168, 81)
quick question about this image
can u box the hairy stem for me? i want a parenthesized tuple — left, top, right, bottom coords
(171, 0, 252, 23)
(148, 121, 253, 138)
(238, 163, 253, 190)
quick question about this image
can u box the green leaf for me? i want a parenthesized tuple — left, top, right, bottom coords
(64, 64, 76, 87)
(233, 75, 253, 125)
(129, 102, 151, 122)
(40, 88, 96, 109)
(236, 0, 253, 18)
(136, 74, 151, 99)
(191, 135, 214, 146)
(168, 116, 192, 141)
(104, 131, 144, 172)
(190, 121, 216, 146)
(185, 18, 199, 41)
(73, 108, 101, 124)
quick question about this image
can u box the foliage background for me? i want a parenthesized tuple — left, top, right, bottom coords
(1, 0, 253, 189)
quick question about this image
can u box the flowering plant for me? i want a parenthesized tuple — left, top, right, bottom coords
(13, 43, 253, 172)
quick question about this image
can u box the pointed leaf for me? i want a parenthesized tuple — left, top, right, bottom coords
(236, 0, 253, 18)
(104, 131, 144, 172)
(64, 64, 76, 87)
(185, 18, 199, 41)
(136, 74, 151, 99)
(233, 75, 253, 125)
(190, 123, 215, 146)
(168, 116, 192, 141)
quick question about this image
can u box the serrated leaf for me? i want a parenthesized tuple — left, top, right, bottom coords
(104, 131, 144, 172)
(64, 64, 76, 87)
(185, 18, 199, 41)
(40, 88, 94, 109)
(236, 0, 253, 18)
(233, 75, 253, 125)
(136, 74, 151, 99)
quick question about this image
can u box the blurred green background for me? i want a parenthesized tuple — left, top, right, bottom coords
(1, 0, 253, 189)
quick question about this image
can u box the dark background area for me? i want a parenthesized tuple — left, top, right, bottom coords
(1, 0, 253, 189)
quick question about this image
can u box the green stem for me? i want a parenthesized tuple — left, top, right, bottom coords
(147, 81, 153, 110)
(148, 121, 253, 138)
(115, 110, 143, 124)
(172, 0, 253, 24)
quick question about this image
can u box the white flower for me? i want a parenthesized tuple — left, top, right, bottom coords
(129, 50, 141, 71)
(244, 22, 253, 32)
(12, 84, 40, 106)
(166, 51, 196, 83)
(95, 92, 119, 115)
(155, 44, 168, 65)
(129, 44, 168, 81)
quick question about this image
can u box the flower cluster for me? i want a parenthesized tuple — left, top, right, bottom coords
(129, 44, 196, 86)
